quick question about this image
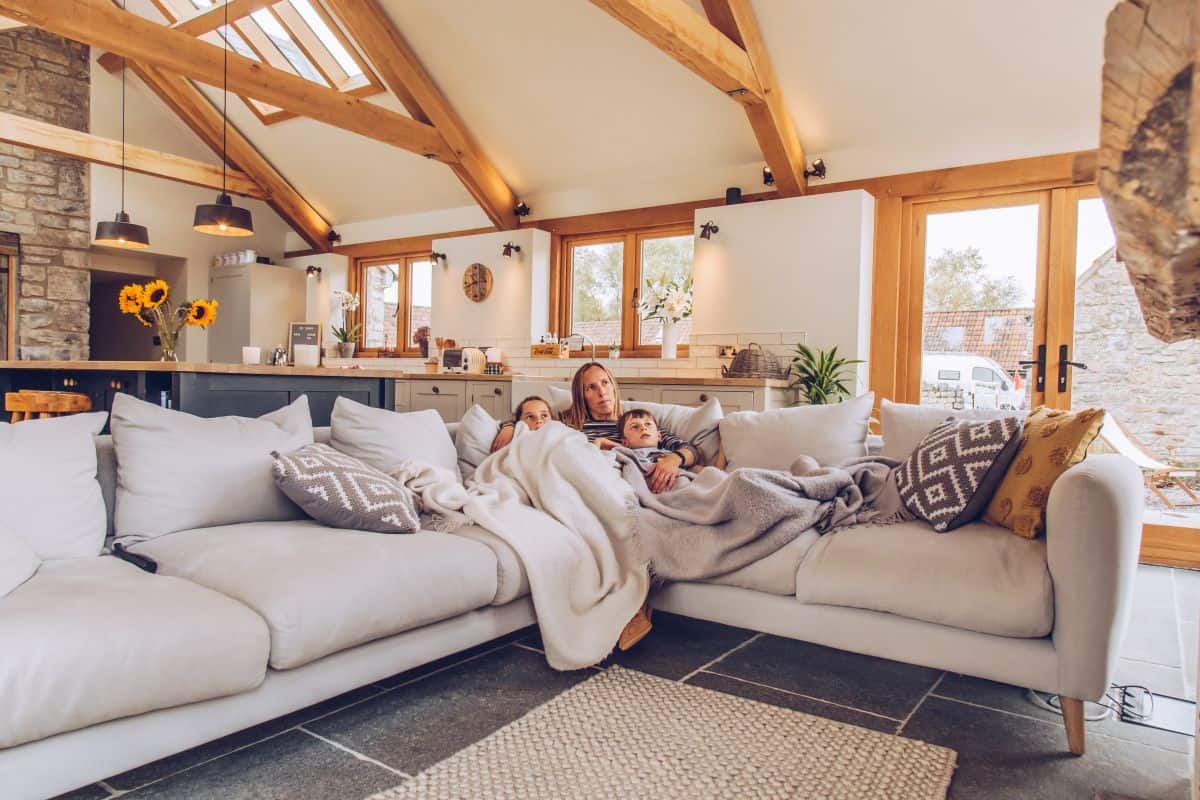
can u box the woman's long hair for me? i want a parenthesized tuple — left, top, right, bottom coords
(561, 361, 622, 429)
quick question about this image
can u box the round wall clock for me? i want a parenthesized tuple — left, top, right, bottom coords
(462, 262, 493, 302)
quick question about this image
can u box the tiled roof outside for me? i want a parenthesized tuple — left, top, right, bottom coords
(923, 307, 1034, 374)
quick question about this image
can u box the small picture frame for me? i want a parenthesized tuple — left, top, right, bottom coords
(288, 322, 322, 366)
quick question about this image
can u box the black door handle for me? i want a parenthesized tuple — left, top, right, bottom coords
(1057, 345, 1087, 392)
(1017, 344, 1046, 393)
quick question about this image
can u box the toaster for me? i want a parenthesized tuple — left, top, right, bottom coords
(462, 347, 487, 374)
(441, 349, 463, 371)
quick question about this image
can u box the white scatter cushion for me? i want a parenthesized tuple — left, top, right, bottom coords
(330, 396, 458, 478)
(719, 392, 875, 470)
(112, 394, 313, 543)
(0, 528, 40, 598)
(880, 399, 1020, 461)
(0, 412, 108, 559)
(547, 384, 573, 414)
(626, 396, 724, 466)
(456, 404, 501, 482)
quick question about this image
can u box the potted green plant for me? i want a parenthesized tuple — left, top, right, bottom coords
(789, 344, 863, 405)
(331, 290, 361, 358)
(608, 342, 620, 359)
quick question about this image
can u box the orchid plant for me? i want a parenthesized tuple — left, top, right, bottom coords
(638, 278, 694, 325)
(330, 289, 361, 343)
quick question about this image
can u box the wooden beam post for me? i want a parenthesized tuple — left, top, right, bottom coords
(324, 0, 518, 229)
(0, 111, 265, 198)
(131, 62, 335, 251)
(0, 0, 453, 161)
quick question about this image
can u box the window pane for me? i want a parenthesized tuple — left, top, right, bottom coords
(289, 0, 363, 78)
(250, 8, 327, 85)
(570, 241, 623, 349)
(920, 204, 1038, 411)
(362, 263, 399, 349)
(638, 234, 694, 346)
(408, 259, 432, 351)
(215, 24, 258, 60)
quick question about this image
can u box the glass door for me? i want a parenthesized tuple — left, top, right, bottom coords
(908, 191, 1050, 411)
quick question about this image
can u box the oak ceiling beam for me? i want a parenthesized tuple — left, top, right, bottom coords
(131, 62, 335, 251)
(0, 110, 265, 198)
(699, 0, 806, 195)
(99, 0, 276, 73)
(589, 0, 765, 104)
(324, 0, 519, 229)
(0, 0, 453, 161)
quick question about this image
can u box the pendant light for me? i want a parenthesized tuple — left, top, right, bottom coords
(193, 0, 253, 237)
(94, 4, 150, 250)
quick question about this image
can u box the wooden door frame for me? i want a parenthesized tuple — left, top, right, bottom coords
(1, 249, 16, 361)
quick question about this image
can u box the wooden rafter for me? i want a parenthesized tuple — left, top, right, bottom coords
(1, 0, 453, 161)
(0, 111, 265, 198)
(174, 0, 274, 36)
(130, 62, 334, 251)
(699, 0, 806, 195)
(590, 0, 806, 195)
(324, 0, 518, 229)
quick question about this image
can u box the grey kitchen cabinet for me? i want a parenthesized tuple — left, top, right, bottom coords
(468, 380, 511, 419)
(409, 380, 467, 422)
(659, 388, 756, 412)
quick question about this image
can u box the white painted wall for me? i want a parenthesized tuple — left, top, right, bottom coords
(279, 252, 350, 330)
(430, 228, 550, 347)
(690, 191, 875, 385)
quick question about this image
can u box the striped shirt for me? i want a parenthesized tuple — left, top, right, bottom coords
(579, 416, 700, 465)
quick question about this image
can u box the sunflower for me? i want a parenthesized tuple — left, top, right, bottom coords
(143, 279, 169, 309)
(187, 298, 218, 328)
(118, 284, 145, 315)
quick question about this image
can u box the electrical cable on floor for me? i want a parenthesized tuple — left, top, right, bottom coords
(1025, 683, 1155, 723)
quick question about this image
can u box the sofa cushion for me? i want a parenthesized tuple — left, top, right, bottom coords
(795, 520, 1053, 638)
(0, 527, 39, 599)
(0, 412, 108, 559)
(456, 404, 501, 482)
(719, 392, 874, 469)
(272, 443, 419, 533)
(449, 524, 530, 604)
(112, 394, 313, 544)
(331, 397, 458, 478)
(0, 557, 268, 749)
(704, 529, 821, 595)
(880, 399, 1019, 461)
(132, 520, 500, 669)
(897, 416, 1023, 532)
(627, 396, 724, 466)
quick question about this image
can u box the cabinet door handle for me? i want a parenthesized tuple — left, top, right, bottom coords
(494, 388, 502, 396)
(432, 386, 440, 394)
(699, 393, 708, 402)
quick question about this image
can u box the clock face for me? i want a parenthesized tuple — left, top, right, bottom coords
(462, 262, 493, 302)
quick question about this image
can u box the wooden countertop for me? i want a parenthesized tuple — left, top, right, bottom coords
(0, 360, 791, 388)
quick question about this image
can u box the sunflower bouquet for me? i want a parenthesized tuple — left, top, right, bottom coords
(118, 279, 219, 361)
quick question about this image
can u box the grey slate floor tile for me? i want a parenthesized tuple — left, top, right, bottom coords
(1113, 657, 1187, 699)
(119, 729, 399, 800)
(712, 633, 944, 719)
(602, 610, 759, 680)
(305, 644, 591, 774)
(1121, 610, 1183, 667)
(1173, 568, 1200, 622)
(373, 625, 538, 689)
(902, 695, 1190, 800)
(49, 785, 111, 800)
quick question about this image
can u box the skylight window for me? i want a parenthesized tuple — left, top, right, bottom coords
(289, 0, 363, 78)
(250, 8, 327, 86)
(216, 24, 258, 60)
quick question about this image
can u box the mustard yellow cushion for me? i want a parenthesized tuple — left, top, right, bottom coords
(984, 407, 1104, 539)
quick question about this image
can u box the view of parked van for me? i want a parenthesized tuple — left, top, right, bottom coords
(921, 352, 1028, 411)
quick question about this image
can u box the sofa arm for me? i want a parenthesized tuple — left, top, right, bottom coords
(1047, 454, 1143, 701)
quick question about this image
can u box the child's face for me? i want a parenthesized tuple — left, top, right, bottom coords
(519, 400, 553, 431)
(622, 415, 660, 448)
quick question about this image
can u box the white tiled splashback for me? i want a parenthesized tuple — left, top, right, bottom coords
(324, 332, 805, 379)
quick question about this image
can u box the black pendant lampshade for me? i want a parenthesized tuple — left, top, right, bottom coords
(193, 193, 254, 237)
(95, 211, 150, 249)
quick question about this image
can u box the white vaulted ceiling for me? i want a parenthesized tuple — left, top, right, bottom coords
(112, 0, 1116, 231)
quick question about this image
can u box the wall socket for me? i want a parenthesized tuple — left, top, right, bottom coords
(718, 345, 738, 357)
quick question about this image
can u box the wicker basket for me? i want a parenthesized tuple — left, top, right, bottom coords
(721, 342, 789, 379)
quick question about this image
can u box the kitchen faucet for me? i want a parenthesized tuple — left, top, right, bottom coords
(566, 331, 596, 360)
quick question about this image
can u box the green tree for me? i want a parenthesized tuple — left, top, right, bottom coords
(924, 246, 1025, 311)
(572, 242, 623, 322)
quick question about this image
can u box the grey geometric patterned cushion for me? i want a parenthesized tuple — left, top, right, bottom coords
(272, 443, 419, 534)
(895, 416, 1023, 532)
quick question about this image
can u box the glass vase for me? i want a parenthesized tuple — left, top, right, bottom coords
(157, 324, 180, 362)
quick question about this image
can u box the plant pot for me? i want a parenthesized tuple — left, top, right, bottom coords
(661, 320, 679, 359)
(336, 341, 356, 358)
(608, 348, 620, 360)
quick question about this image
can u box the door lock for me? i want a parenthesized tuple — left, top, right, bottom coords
(1017, 344, 1046, 394)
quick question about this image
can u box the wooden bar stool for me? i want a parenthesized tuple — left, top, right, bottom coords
(5, 390, 93, 423)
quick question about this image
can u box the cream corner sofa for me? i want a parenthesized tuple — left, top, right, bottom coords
(0, 420, 1143, 800)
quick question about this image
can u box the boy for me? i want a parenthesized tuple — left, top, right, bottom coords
(618, 408, 679, 474)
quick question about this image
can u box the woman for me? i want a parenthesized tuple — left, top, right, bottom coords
(491, 362, 701, 493)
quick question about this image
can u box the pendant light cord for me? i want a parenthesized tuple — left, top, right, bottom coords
(221, 0, 228, 196)
(119, 0, 126, 214)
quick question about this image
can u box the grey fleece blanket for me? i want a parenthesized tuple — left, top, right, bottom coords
(614, 449, 907, 582)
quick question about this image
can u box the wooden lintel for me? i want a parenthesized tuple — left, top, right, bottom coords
(3, 0, 453, 161)
(588, 0, 764, 104)
(700, 0, 806, 195)
(131, 62, 334, 252)
(0, 111, 265, 198)
(324, 0, 520, 230)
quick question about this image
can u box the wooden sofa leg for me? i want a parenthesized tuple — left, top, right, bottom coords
(1060, 697, 1085, 756)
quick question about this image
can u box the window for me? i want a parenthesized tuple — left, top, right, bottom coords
(937, 369, 961, 381)
(972, 366, 998, 384)
(353, 254, 432, 356)
(558, 224, 694, 355)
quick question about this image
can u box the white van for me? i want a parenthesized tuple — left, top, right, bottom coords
(921, 352, 1027, 410)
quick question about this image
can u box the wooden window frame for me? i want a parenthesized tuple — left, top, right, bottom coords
(349, 252, 431, 358)
(554, 222, 693, 358)
(1, 253, 14, 360)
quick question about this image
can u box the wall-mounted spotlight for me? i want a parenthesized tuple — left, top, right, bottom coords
(804, 158, 826, 180)
(762, 165, 774, 186)
(430, 250, 447, 264)
(699, 221, 719, 240)
(513, 201, 531, 217)
(305, 265, 322, 279)
(326, 229, 342, 244)
(502, 241, 522, 258)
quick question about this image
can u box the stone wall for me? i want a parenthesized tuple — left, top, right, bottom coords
(1074, 249, 1200, 464)
(0, 28, 90, 360)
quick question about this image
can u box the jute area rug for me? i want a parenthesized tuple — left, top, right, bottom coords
(366, 666, 957, 800)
